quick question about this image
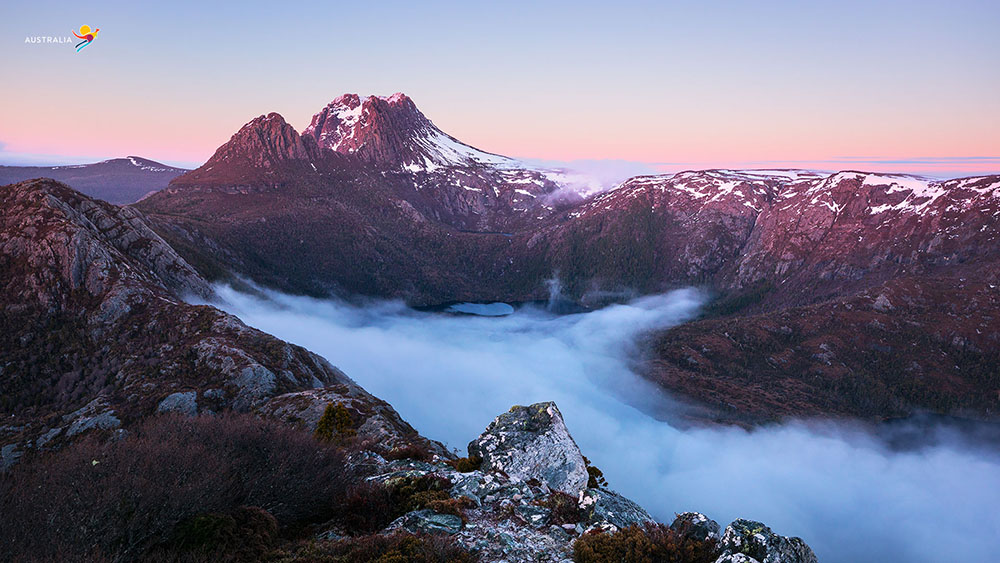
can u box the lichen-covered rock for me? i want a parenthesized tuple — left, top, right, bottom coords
(578, 488, 655, 531)
(317, 403, 817, 563)
(156, 391, 198, 415)
(233, 364, 277, 405)
(717, 519, 817, 563)
(389, 509, 464, 535)
(468, 402, 588, 495)
(715, 554, 762, 563)
(515, 504, 552, 528)
(63, 398, 122, 437)
(257, 386, 450, 457)
(671, 511, 721, 542)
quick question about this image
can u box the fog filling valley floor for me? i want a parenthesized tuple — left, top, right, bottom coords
(212, 286, 1000, 563)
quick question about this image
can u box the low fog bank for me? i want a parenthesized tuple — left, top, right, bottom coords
(211, 286, 1000, 563)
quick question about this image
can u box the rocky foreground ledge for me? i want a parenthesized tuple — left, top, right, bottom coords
(321, 401, 817, 563)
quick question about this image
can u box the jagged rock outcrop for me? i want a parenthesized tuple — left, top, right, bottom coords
(1, 178, 211, 311)
(206, 112, 318, 168)
(342, 402, 815, 563)
(578, 487, 655, 530)
(468, 402, 589, 495)
(714, 519, 817, 563)
(304, 93, 433, 166)
(671, 511, 721, 542)
(256, 385, 450, 457)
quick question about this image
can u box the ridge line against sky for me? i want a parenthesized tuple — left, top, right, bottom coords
(1, 0, 998, 177)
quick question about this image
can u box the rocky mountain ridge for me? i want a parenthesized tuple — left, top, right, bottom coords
(356, 402, 817, 563)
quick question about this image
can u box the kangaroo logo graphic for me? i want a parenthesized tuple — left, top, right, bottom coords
(73, 25, 99, 52)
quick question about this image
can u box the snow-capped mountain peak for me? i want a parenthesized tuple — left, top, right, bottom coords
(302, 92, 520, 172)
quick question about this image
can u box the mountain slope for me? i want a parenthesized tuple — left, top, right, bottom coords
(648, 275, 1000, 424)
(0, 178, 439, 467)
(0, 157, 187, 204)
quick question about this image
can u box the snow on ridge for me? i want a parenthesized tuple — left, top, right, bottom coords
(125, 156, 177, 172)
(860, 173, 932, 193)
(713, 169, 828, 181)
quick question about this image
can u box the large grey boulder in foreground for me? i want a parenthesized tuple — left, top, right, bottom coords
(467, 401, 589, 495)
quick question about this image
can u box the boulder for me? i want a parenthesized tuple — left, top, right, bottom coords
(390, 509, 463, 535)
(468, 402, 588, 495)
(671, 511, 721, 542)
(156, 391, 198, 415)
(578, 488, 655, 530)
(515, 504, 552, 529)
(1, 443, 23, 471)
(717, 519, 817, 563)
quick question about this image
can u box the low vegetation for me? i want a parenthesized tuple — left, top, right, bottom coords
(583, 456, 608, 488)
(0, 413, 477, 562)
(273, 532, 475, 563)
(535, 491, 583, 525)
(573, 523, 720, 563)
(446, 454, 483, 472)
(314, 402, 357, 444)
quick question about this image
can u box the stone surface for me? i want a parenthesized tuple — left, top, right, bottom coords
(256, 386, 450, 457)
(156, 391, 198, 415)
(468, 402, 588, 495)
(335, 401, 817, 563)
(390, 509, 464, 535)
(0, 179, 417, 469)
(717, 519, 818, 563)
(671, 511, 722, 542)
(715, 554, 762, 563)
(578, 488, 655, 530)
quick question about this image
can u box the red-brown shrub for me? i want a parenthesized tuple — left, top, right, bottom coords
(0, 413, 351, 561)
(572, 523, 720, 563)
(383, 442, 434, 462)
(280, 532, 476, 562)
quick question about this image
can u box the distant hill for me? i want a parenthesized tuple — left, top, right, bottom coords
(0, 156, 187, 204)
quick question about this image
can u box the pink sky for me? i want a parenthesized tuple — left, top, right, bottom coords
(2, 1, 998, 177)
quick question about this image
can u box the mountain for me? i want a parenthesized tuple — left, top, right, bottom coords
(0, 178, 817, 563)
(166, 93, 592, 232)
(137, 92, 1000, 423)
(0, 178, 440, 467)
(0, 156, 188, 204)
(539, 169, 1000, 303)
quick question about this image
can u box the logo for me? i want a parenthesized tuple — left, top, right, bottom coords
(73, 25, 99, 52)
